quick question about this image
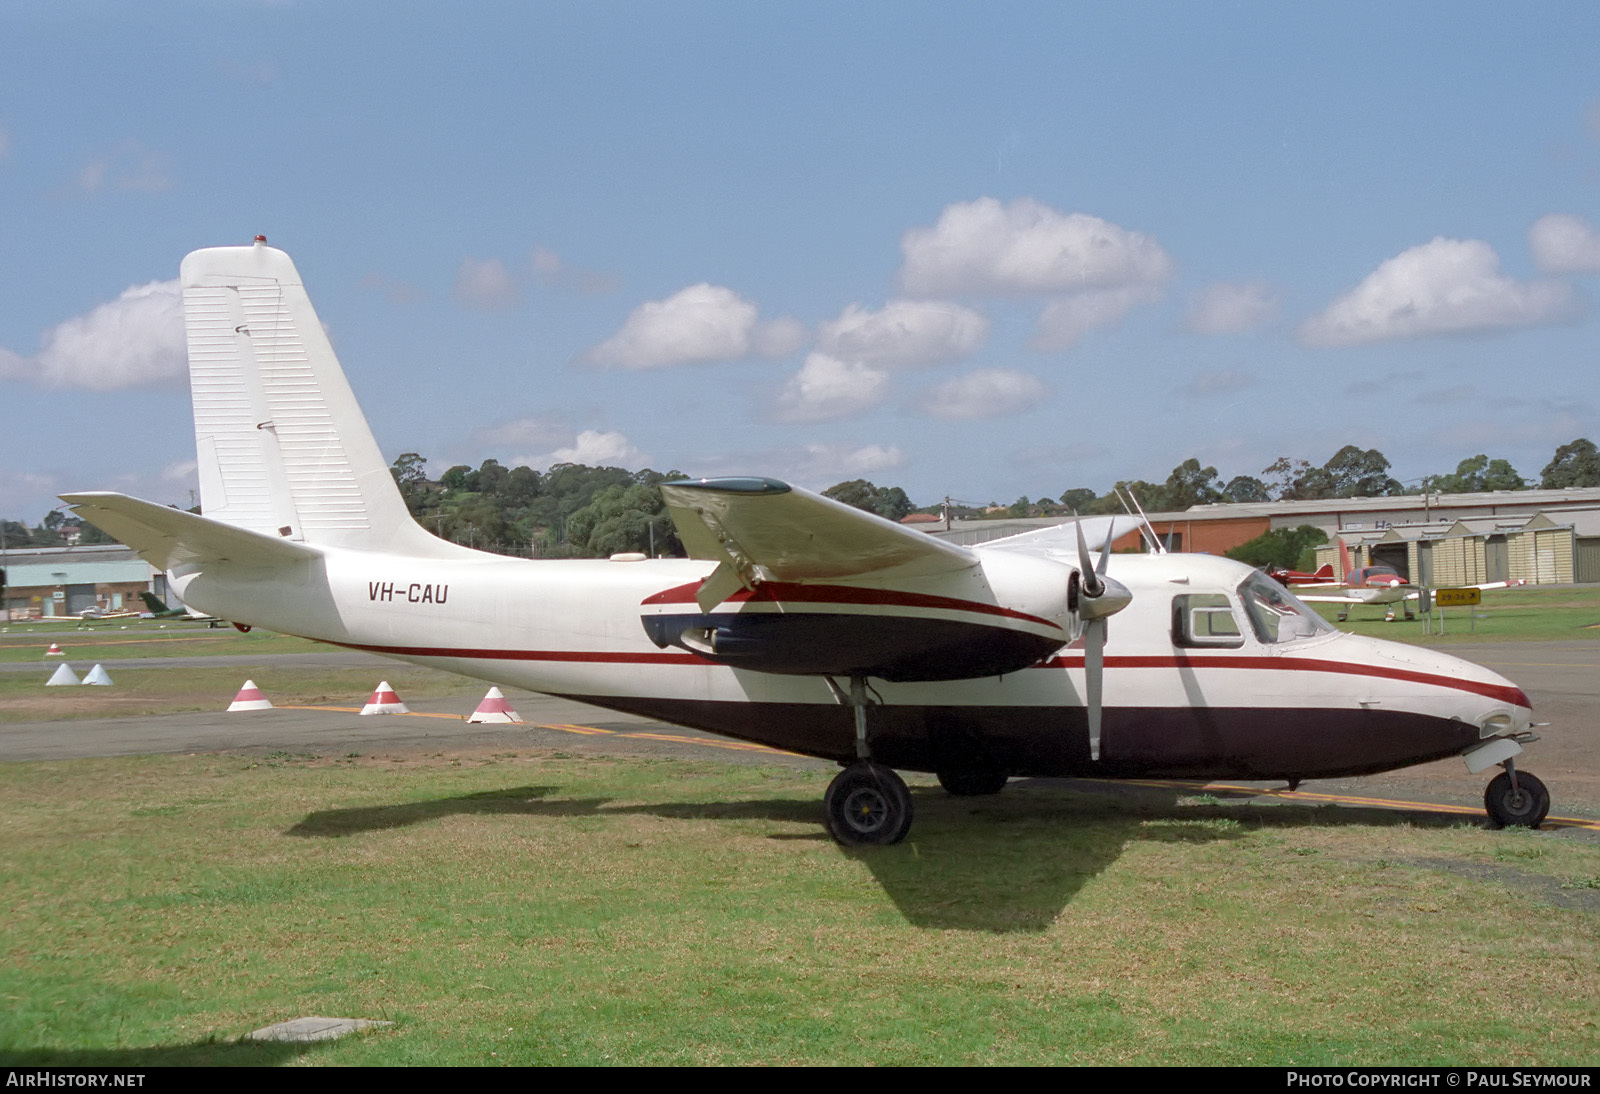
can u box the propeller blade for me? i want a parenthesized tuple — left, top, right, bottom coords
(1085, 616, 1105, 761)
(1075, 520, 1104, 598)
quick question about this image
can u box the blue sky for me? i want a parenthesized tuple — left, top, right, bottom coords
(2, 1, 1598, 522)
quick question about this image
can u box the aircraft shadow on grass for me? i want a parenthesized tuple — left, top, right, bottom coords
(284, 780, 1472, 933)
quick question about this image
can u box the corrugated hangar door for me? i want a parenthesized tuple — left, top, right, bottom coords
(1577, 538, 1600, 584)
(1485, 535, 1509, 584)
(64, 583, 97, 614)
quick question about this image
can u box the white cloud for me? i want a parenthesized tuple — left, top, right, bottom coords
(688, 443, 908, 491)
(585, 283, 798, 368)
(817, 299, 988, 368)
(162, 459, 198, 481)
(1529, 214, 1600, 274)
(530, 246, 619, 294)
(899, 197, 1173, 298)
(522, 429, 647, 469)
(0, 279, 185, 390)
(1298, 237, 1577, 347)
(79, 141, 170, 193)
(1184, 281, 1277, 334)
(916, 368, 1048, 420)
(453, 257, 520, 310)
(1181, 369, 1256, 397)
(472, 416, 574, 454)
(1030, 286, 1155, 351)
(774, 353, 890, 423)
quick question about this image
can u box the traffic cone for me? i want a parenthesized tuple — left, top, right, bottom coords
(46, 663, 80, 686)
(467, 686, 523, 724)
(228, 679, 273, 712)
(359, 681, 409, 715)
(44, 643, 64, 657)
(83, 664, 114, 686)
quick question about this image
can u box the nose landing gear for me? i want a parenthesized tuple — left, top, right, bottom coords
(1484, 764, 1550, 829)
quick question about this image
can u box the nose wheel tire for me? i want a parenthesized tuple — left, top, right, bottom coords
(1484, 770, 1549, 829)
(936, 769, 1009, 796)
(825, 763, 914, 845)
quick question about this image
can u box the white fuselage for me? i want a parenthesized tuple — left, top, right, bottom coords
(172, 547, 1531, 780)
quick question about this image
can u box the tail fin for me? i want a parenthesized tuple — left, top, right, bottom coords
(1314, 563, 1334, 580)
(180, 240, 461, 557)
(1336, 538, 1353, 581)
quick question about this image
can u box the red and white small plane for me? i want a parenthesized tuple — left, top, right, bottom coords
(62, 241, 1551, 843)
(1287, 541, 1524, 622)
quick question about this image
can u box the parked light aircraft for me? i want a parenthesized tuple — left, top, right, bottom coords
(62, 241, 1551, 842)
(1290, 541, 1524, 622)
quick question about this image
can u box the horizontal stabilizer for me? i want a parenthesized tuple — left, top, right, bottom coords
(660, 477, 976, 585)
(61, 491, 321, 572)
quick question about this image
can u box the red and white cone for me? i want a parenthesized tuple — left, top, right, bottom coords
(467, 686, 523, 724)
(360, 681, 409, 715)
(227, 679, 274, 712)
(44, 643, 64, 657)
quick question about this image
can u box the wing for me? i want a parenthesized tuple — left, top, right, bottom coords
(978, 515, 1144, 559)
(652, 478, 1086, 681)
(659, 477, 977, 610)
(61, 491, 321, 572)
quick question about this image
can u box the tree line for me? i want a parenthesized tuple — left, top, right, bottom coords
(6, 438, 1600, 560)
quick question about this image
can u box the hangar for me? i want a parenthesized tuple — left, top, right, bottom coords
(929, 486, 1600, 585)
(0, 544, 167, 620)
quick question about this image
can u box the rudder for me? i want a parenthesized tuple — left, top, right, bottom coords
(180, 238, 460, 557)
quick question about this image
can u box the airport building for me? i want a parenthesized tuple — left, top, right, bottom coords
(927, 486, 1600, 585)
(0, 545, 168, 620)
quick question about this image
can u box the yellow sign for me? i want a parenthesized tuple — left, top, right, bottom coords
(1434, 587, 1482, 607)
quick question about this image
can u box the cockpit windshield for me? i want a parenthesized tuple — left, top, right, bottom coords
(1239, 571, 1336, 644)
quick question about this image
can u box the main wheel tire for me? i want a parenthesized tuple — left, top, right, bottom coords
(824, 763, 914, 845)
(936, 769, 1009, 796)
(1484, 770, 1550, 829)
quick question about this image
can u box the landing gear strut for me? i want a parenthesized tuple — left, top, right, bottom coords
(823, 674, 914, 845)
(1484, 764, 1549, 829)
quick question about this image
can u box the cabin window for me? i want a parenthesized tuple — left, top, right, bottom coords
(1238, 571, 1335, 644)
(1172, 593, 1244, 648)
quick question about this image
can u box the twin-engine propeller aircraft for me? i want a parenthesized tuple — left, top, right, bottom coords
(63, 241, 1552, 843)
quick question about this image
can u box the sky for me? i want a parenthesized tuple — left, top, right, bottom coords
(2, 1, 1598, 522)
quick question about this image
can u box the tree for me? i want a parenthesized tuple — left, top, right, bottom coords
(823, 480, 915, 522)
(1321, 445, 1400, 497)
(1222, 475, 1270, 503)
(1540, 439, 1600, 489)
(1162, 458, 1224, 509)
(1433, 454, 1526, 494)
(1225, 525, 1329, 572)
(1058, 487, 1096, 513)
(564, 482, 684, 558)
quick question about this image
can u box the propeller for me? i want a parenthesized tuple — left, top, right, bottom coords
(1075, 519, 1132, 762)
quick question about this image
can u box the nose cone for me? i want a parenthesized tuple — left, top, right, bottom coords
(1347, 633, 1532, 732)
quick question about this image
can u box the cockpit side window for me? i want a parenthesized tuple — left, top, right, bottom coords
(1172, 593, 1245, 649)
(1238, 571, 1336, 644)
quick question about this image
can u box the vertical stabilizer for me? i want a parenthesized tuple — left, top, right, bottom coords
(180, 239, 458, 556)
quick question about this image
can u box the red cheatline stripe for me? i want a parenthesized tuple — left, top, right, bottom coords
(1040, 653, 1528, 707)
(640, 579, 1062, 630)
(317, 637, 1526, 706)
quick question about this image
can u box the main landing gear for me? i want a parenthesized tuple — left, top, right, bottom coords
(823, 673, 914, 846)
(1484, 764, 1550, 829)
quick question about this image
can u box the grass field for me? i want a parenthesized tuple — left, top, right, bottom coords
(1, 751, 1596, 1066)
(1310, 585, 1600, 643)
